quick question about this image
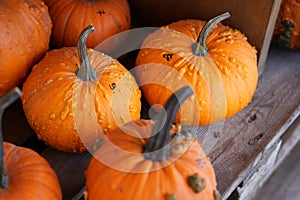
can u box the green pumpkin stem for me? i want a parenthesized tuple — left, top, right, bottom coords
(192, 12, 230, 56)
(76, 24, 97, 81)
(0, 87, 22, 188)
(143, 86, 194, 161)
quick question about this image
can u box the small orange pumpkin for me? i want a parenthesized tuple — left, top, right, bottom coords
(0, 0, 52, 97)
(44, 0, 131, 48)
(21, 25, 141, 153)
(85, 86, 220, 200)
(0, 88, 62, 200)
(135, 13, 258, 126)
(273, 0, 300, 51)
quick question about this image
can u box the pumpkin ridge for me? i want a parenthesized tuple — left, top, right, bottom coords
(61, 1, 79, 46)
(8, 178, 61, 199)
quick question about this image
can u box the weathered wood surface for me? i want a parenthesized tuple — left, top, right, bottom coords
(254, 121, 300, 200)
(209, 45, 300, 199)
(2, 44, 300, 199)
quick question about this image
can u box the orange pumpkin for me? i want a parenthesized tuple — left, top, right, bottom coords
(0, 0, 52, 97)
(85, 86, 220, 200)
(135, 13, 258, 126)
(0, 88, 62, 200)
(21, 25, 141, 153)
(273, 0, 300, 51)
(44, 0, 131, 48)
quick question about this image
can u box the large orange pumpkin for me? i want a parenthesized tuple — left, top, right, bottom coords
(21, 25, 141, 153)
(85, 86, 220, 200)
(273, 0, 300, 51)
(44, 0, 131, 48)
(0, 88, 62, 200)
(135, 13, 258, 126)
(0, 0, 52, 97)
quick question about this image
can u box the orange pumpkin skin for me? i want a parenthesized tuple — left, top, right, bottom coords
(0, 0, 52, 97)
(0, 142, 62, 200)
(85, 120, 218, 200)
(273, 0, 300, 51)
(44, 0, 131, 48)
(21, 47, 141, 153)
(135, 19, 258, 126)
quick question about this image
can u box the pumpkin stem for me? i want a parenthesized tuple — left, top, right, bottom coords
(0, 87, 22, 188)
(76, 24, 97, 81)
(143, 86, 194, 161)
(192, 12, 230, 56)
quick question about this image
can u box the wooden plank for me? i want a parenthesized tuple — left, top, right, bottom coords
(41, 148, 91, 200)
(253, 136, 300, 200)
(2, 99, 34, 145)
(209, 45, 300, 199)
(237, 140, 282, 200)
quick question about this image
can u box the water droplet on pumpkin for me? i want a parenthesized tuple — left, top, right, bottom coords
(43, 79, 53, 86)
(228, 57, 236, 63)
(60, 106, 70, 120)
(225, 39, 234, 44)
(49, 113, 56, 120)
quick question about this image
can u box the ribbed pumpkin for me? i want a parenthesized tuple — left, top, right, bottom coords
(85, 86, 220, 200)
(135, 13, 258, 126)
(44, 0, 131, 48)
(21, 25, 141, 153)
(273, 0, 300, 51)
(0, 88, 62, 200)
(0, 0, 52, 97)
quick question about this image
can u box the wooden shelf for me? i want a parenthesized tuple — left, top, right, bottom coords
(2, 44, 300, 199)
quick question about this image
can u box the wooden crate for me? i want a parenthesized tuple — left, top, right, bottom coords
(2, 44, 300, 200)
(128, 0, 283, 75)
(3, 1, 300, 199)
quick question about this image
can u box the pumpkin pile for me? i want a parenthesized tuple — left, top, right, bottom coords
(135, 12, 258, 126)
(0, 88, 62, 199)
(0, 0, 52, 97)
(0, 0, 261, 197)
(273, 0, 300, 51)
(85, 86, 220, 200)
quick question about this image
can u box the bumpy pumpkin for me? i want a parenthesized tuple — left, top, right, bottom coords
(0, 0, 52, 97)
(0, 88, 62, 200)
(44, 0, 131, 48)
(273, 0, 300, 51)
(85, 86, 220, 200)
(135, 13, 258, 126)
(22, 25, 141, 153)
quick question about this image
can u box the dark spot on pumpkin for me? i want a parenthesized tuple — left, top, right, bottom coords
(117, 22, 122, 30)
(109, 83, 116, 90)
(97, 10, 105, 16)
(248, 133, 264, 145)
(164, 194, 176, 200)
(187, 174, 206, 193)
(275, 20, 295, 48)
(163, 53, 173, 61)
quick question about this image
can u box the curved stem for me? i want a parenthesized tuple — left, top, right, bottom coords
(143, 86, 194, 161)
(0, 87, 21, 188)
(192, 12, 230, 56)
(76, 24, 97, 81)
